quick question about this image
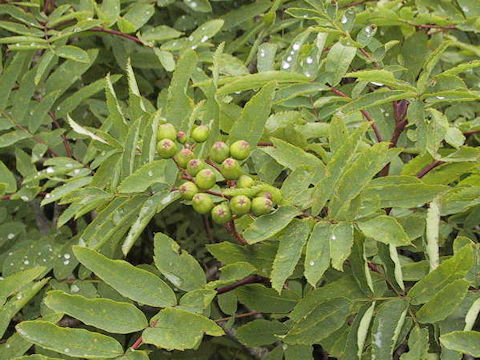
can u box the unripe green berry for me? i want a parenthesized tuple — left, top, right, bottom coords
(177, 131, 187, 144)
(186, 159, 205, 176)
(179, 181, 198, 200)
(257, 191, 273, 200)
(251, 196, 274, 216)
(237, 175, 255, 188)
(229, 140, 251, 160)
(221, 158, 243, 180)
(257, 184, 283, 204)
(157, 139, 178, 158)
(174, 148, 194, 168)
(209, 142, 230, 163)
(211, 203, 232, 224)
(229, 195, 251, 216)
(191, 125, 210, 143)
(195, 168, 216, 189)
(192, 193, 214, 214)
(157, 123, 177, 141)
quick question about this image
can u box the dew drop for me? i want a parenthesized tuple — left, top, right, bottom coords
(201, 35, 208, 43)
(7, 233, 15, 239)
(71, 284, 80, 293)
(16, 294, 23, 300)
(148, 170, 153, 177)
(64, 253, 71, 259)
(341, 15, 348, 24)
(436, 96, 445, 100)
(286, 56, 293, 62)
(63, 260, 70, 265)
(282, 61, 290, 70)
(292, 43, 300, 51)
(45, 167, 54, 174)
(309, 261, 315, 266)
(24, 260, 29, 265)
(306, 56, 313, 64)
(64, 348, 70, 353)
(331, 234, 337, 240)
(21, 196, 29, 201)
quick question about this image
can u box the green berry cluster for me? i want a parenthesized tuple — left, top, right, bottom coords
(157, 122, 280, 225)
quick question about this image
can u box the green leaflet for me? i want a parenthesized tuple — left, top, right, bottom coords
(0, 266, 45, 306)
(400, 326, 429, 360)
(328, 142, 393, 218)
(440, 331, 480, 357)
(311, 123, 369, 215)
(325, 42, 357, 86)
(370, 298, 409, 360)
(229, 81, 276, 148)
(0, 279, 49, 338)
(165, 50, 197, 130)
(416, 279, 469, 324)
(408, 245, 474, 305)
(271, 219, 311, 293)
(346, 69, 417, 92)
(284, 298, 351, 345)
(142, 307, 224, 351)
(73, 246, 176, 307)
(122, 191, 180, 256)
(338, 90, 416, 115)
(53, 45, 90, 63)
(15, 321, 123, 359)
(237, 319, 288, 347)
(0, 51, 32, 111)
(117, 160, 176, 193)
(216, 71, 309, 94)
(357, 215, 411, 247)
(304, 222, 354, 286)
(178, 289, 216, 313)
(153, 232, 206, 292)
(234, 284, 298, 313)
(0, 160, 17, 193)
(44, 290, 148, 334)
(243, 206, 301, 244)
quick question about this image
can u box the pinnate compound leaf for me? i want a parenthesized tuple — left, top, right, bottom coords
(142, 307, 224, 351)
(44, 290, 148, 334)
(408, 244, 474, 305)
(243, 206, 301, 244)
(440, 331, 480, 357)
(271, 219, 311, 293)
(153, 232, 206, 292)
(16, 321, 123, 359)
(72, 246, 176, 307)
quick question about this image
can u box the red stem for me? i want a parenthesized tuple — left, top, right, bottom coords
(217, 275, 268, 294)
(416, 160, 445, 178)
(225, 220, 247, 245)
(89, 27, 150, 47)
(130, 336, 143, 350)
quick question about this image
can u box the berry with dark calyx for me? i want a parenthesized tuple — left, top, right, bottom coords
(174, 148, 194, 168)
(257, 191, 273, 200)
(221, 158, 243, 180)
(157, 123, 177, 141)
(195, 168, 216, 189)
(157, 139, 178, 158)
(209, 142, 230, 163)
(251, 196, 273, 216)
(191, 125, 210, 143)
(229, 140, 251, 160)
(229, 195, 251, 216)
(186, 159, 205, 176)
(237, 175, 255, 188)
(192, 193, 214, 214)
(179, 181, 198, 200)
(177, 131, 187, 144)
(211, 203, 232, 224)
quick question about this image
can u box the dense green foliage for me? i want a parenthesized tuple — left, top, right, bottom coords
(0, 0, 480, 359)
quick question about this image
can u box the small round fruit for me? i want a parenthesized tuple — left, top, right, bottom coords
(177, 131, 187, 144)
(179, 181, 198, 200)
(157, 123, 177, 141)
(174, 148, 194, 168)
(257, 185, 283, 204)
(157, 139, 178, 158)
(229, 140, 251, 160)
(209, 141, 230, 163)
(192, 193, 214, 214)
(237, 175, 255, 188)
(191, 125, 210, 143)
(251, 196, 273, 216)
(221, 158, 243, 180)
(211, 203, 232, 224)
(229, 195, 251, 216)
(195, 168, 216, 189)
(186, 159, 205, 176)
